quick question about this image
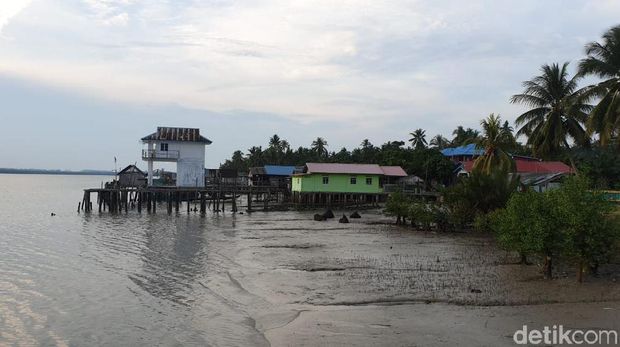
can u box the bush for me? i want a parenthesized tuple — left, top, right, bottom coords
(491, 176, 620, 281)
(444, 167, 519, 227)
(385, 192, 410, 224)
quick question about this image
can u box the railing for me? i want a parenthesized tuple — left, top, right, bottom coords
(142, 149, 180, 160)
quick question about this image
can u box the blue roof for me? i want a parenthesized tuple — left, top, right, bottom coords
(441, 144, 484, 157)
(264, 165, 297, 176)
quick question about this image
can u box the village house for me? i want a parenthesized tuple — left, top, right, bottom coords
(457, 159, 574, 192)
(117, 164, 147, 188)
(141, 127, 212, 187)
(248, 165, 302, 188)
(291, 163, 408, 205)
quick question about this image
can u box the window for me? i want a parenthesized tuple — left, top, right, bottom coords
(160, 143, 169, 151)
(350, 176, 357, 184)
(322, 176, 329, 184)
(366, 177, 372, 185)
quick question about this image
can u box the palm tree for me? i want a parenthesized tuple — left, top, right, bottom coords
(311, 137, 328, 159)
(578, 25, 620, 146)
(247, 146, 263, 166)
(510, 62, 591, 159)
(451, 126, 480, 146)
(472, 114, 515, 174)
(429, 135, 450, 149)
(408, 129, 427, 150)
(268, 134, 282, 150)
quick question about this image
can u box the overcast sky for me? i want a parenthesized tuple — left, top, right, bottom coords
(0, 1, 618, 170)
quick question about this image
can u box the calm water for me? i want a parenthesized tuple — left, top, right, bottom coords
(0, 174, 271, 346)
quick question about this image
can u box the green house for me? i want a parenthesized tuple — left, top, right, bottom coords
(292, 163, 405, 194)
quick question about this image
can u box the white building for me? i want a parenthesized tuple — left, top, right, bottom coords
(141, 127, 212, 187)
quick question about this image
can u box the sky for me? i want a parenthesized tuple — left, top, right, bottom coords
(0, 0, 619, 171)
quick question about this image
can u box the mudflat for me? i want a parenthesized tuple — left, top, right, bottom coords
(211, 209, 620, 346)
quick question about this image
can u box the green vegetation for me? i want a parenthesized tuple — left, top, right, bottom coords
(472, 113, 515, 174)
(579, 26, 620, 146)
(221, 24, 620, 282)
(492, 177, 619, 282)
(511, 62, 591, 159)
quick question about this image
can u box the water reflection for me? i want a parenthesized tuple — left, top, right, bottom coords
(129, 213, 208, 307)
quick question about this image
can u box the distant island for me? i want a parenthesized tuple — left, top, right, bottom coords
(0, 168, 114, 176)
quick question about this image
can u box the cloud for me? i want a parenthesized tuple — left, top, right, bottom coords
(0, 0, 31, 34)
(0, 0, 618, 135)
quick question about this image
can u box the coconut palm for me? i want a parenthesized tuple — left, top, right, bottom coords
(408, 129, 427, 150)
(510, 62, 591, 159)
(578, 25, 620, 146)
(472, 114, 515, 174)
(451, 126, 480, 146)
(311, 137, 328, 158)
(429, 134, 450, 149)
(268, 134, 282, 149)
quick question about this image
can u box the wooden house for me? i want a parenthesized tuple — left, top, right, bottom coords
(249, 165, 301, 188)
(291, 163, 407, 205)
(118, 165, 147, 188)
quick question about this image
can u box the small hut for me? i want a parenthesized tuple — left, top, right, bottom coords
(118, 165, 147, 188)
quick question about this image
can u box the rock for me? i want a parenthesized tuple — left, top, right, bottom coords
(314, 213, 326, 221)
(338, 214, 349, 223)
(323, 209, 335, 218)
(50, 213, 56, 216)
(470, 288, 482, 294)
(350, 211, 361, 218)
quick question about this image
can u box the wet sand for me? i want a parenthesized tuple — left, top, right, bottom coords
(209, 209, 620, 346)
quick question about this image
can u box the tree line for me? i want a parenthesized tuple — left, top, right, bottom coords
(223, 26, 620, 189)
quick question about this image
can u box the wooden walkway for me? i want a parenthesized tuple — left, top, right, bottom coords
(80, 185, 289, 214)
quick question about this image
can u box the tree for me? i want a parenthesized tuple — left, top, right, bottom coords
(578, 25, 620, 146)
(384, 192, 410, 224)
(491, 190, 565, 278)
(444, 166, 519, 220)
(451, 126, 480, 146)
(550, 177, 619, 282)
(247, 146, 263, 167)
(472, 113, 515, 174)
(492, 176, 619, 281)
(429, 134, 450, 149)
(311, 137, 329, 160)
(408, 129, 428, 150)
(511, 62, 592, 159)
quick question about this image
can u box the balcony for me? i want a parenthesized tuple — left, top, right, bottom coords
(142, 149, 180, 162)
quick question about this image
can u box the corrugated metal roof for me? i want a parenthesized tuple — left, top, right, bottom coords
(305, 163, 384, 175)
(141, 127, 212, 144)
(462, 160, 573, 174)
(118, 165, 145, 175)
(441, 144, 484, 157)
(380, 166, 408, 177)
(264, 165, 297, 176)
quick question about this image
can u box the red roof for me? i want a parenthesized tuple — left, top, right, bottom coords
(462, 160, 573, 174)
(380, 166, 408, 177)
(305, 163, 384, 175)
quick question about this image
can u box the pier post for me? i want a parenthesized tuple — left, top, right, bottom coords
(200, 192, 206, 214)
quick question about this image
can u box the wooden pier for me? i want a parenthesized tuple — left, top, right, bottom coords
(80, 185, 290, 214)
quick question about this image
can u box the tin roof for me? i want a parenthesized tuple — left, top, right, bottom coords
(441, 144, 484, 157)
(305, 163, 385, 175)
(462, 160, 573, 174)
(264, 165, 297, 176)
(118, 164, 145, 175)
(380, 166, 408, 177)
(141, 127, 212, 144)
